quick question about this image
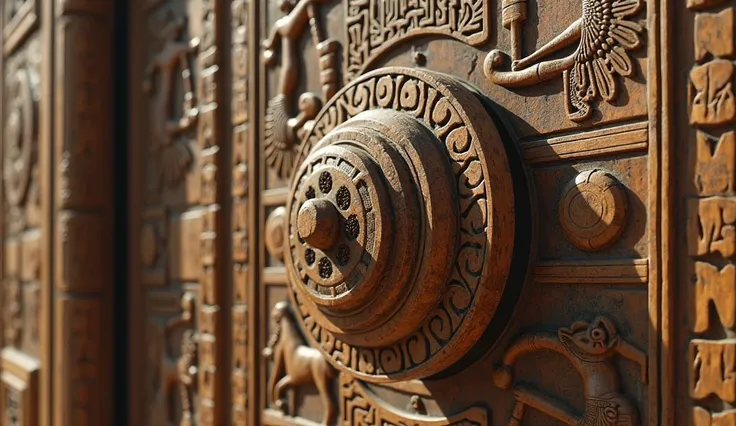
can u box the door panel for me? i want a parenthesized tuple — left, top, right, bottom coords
(0, 1, 116, 425)
(120, 0, 714, 426)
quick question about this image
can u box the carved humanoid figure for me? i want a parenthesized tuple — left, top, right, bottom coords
(484, 0, 645, 121)
(143, 12, 200, 188)
(263, 301, 336, 426)
(178, 329, 198, 426)
(493, 316, 647, 426)
(262, 0, 339, 179)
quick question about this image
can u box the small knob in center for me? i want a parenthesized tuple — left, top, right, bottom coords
(297, 198, 340, 249)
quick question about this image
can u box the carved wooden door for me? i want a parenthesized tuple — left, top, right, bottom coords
(117, 1, 732, 426)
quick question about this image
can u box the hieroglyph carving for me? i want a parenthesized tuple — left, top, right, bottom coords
(143, 13, 200, 188)
(693, 262, 736, 333)
(687, 0, 736, 422)
(695, 131, 735, 196)
(484, 0, 645, 122)
(690, 60, 736, 126)
(694, 8, 734, 62)
(344, 0, 491, 80)
(232, 1, 250, 423)
(263, 0, 340, 179)
(263, 301, 336, 426)
(493, 317, 647, 426)
(340, 374, 488, 426)
(687, 197, 736, 258)
(690, 339, 736, 402)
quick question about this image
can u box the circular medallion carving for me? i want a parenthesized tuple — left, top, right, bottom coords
(284, 68, 516, 382)
(265, 207, 288, 261)
(559, 169, 628, 251)
(4, 68, 36, 208)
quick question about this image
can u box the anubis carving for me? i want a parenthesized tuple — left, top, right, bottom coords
(493, 316, 647, 426)
(263, 301, 336, 426)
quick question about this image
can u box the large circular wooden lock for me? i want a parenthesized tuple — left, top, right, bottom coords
(285, 67, 518, 383)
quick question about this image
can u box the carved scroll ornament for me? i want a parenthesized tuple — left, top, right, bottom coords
(283, 67, 519, 383)
(484, 0, 645, 122)
(493, 316, 647, 426)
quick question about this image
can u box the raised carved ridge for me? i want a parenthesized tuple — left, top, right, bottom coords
(533, 258, 648, 284)
(521, 122, 649, 165)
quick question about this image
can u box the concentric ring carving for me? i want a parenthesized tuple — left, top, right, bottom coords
(4, 67, 36, 208)
(285, 67, 516, 382)
(559, 169, 628, 251)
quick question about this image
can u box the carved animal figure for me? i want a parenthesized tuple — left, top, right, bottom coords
(263, 301, 336, 426)
(262, 0, 338, 178)
(143, 12, 200, 188)
(148, 292, 198, 426)
(485, 0, 645, 121)
(493, 316, 647, 426)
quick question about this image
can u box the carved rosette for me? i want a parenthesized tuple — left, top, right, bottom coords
(284, 67, 516, 382)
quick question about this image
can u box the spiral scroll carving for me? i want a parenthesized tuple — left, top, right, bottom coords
(285, 68, 517, 382)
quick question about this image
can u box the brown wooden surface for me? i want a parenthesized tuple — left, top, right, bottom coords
(0, 0, 729, 425)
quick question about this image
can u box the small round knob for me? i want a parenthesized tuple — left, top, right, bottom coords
(297, 198, 340, 249)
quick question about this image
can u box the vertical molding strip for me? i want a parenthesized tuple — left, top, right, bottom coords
(52, 1, 113, 426)
(231, 0, 250, 424)
(197, 0, 227, 424)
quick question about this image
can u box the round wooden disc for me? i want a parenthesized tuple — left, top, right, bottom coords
(285, 67, 516, 383)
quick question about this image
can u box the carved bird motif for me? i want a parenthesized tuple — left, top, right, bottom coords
(566, 0, 644, 121)
(485, 0, 645, 122)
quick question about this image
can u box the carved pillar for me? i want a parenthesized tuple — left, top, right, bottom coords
(197, 0, 228, 424)
(0, 1, 45, 425)
(682, 1, 736, 424)
(52, 1, 113, 425)
(130, 0, 229, 424)
(231, 0, 254, 424)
